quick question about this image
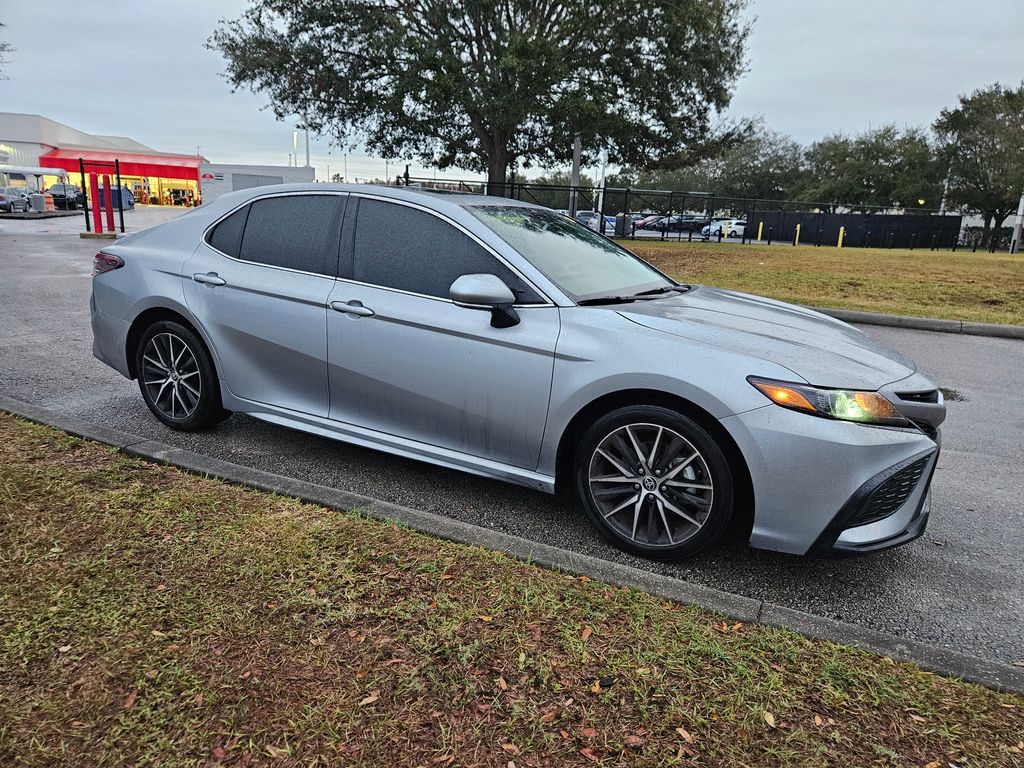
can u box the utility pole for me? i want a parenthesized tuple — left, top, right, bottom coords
(1010, 190, 1024, 254)
(304, 124, 310, 167)
(569, 135, 582, 216)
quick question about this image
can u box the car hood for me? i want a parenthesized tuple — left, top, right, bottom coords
(617, 286, 918, 390)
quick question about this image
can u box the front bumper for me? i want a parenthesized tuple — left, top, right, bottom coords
(721, 404, 940, 556)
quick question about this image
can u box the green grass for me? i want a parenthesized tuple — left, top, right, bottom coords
(620, 240, 1024, 326)
(2, 412, 1023, 766)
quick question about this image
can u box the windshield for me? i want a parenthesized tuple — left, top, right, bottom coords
(470, 205, 672, 302)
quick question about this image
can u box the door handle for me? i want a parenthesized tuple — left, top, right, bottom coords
(330, 300, 375, 317)
(193, 272, 226, 286)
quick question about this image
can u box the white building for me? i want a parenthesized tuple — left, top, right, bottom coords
(199, 162, 315, 203)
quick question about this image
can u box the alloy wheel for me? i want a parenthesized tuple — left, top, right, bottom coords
(588, 423, 714, 548)
(141, 332, 202, 420)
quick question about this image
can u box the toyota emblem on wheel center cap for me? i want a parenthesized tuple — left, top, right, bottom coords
(642, 476, 657, 491)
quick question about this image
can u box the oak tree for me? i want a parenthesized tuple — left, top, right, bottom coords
(210, 0, 749, 191)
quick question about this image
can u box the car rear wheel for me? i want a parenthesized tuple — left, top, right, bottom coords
(136, 320, 229, 430)
(574, 406, 734, 560)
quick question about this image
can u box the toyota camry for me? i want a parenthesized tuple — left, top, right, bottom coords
(90, 184, 945, 560)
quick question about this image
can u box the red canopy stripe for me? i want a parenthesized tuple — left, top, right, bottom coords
(38, 149, 201, 182)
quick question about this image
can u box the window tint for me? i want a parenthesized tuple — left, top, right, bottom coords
(237, 195, 339, 275)
(207, 205, 248, 258)
(353, 199, 542, 303)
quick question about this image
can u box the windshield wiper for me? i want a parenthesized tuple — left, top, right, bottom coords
(631, 284, 692, 298)
(576, 295, 637, 306)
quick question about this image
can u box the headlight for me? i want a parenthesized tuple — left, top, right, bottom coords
(747, 377, 911, 427)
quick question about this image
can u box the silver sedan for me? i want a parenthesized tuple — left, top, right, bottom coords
(90, 184, 945, 560)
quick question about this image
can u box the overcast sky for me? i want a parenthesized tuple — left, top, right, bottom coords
(2, 0, 1022, 181)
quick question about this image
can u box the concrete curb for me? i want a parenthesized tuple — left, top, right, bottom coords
(3, 394, 1023, 695)
(812, 306, 1024, 340)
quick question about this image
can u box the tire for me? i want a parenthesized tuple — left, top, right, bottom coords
(135, 320, 229, 430)
(574, 405, 734, 560)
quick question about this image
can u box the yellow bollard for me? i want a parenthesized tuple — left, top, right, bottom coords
(837, 226, 845, 248)
(794, 223, 801, 246)
(757, 221, 763, 241)
(723, 222, 730, 238)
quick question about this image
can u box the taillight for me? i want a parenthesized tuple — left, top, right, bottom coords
(93, 252, 124, 276)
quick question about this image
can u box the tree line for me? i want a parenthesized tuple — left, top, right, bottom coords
(604, 83, 1024, 244)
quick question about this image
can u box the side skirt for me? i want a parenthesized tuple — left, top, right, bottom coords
(224, 393, 556, 495)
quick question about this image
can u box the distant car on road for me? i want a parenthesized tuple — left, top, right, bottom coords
(47, 183, 82, 210)
(702, 218, 746, 239)
(653, 214, 710, 233)
(91, 184, 946, 561)
(0, 187, 30, 213)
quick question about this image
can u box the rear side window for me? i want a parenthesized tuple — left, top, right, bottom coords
(236, 195, 340, 275)
(352, 199, 542, 303)
(207, 205, 248, 258)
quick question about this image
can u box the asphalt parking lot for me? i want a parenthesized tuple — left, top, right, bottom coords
(2, 214, 1022, 666)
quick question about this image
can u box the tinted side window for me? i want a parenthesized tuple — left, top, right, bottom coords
(207, 205, 248, 258)
(353, 199, 542, 303)
(238, 195, 339, 275)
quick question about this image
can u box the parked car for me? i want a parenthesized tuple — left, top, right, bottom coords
(0, 187, 30, 213)
(47, 183, 82, 210)
(91, 184, 945, 561)
(702, 218, 746, 238)
(634, 214, 666, 230)
(574, 210, 614, 233)
(653, 214, 710, 233)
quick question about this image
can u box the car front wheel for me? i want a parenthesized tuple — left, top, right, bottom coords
(574, 406, 734, 560)
(136, 320, 229, 430)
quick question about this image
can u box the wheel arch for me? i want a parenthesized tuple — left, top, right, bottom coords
(125, 305, 218, 380)
(554, 388, 755, 542)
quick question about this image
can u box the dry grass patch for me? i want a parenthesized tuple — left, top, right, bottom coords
(1, 412, 1022, 767)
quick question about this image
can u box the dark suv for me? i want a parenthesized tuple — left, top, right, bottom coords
(47, 184, 83, 210)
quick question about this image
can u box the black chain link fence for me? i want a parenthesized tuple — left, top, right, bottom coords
(400, 177, 1011, 251)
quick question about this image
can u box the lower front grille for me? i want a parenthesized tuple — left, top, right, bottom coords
(852, 456, 930, 527)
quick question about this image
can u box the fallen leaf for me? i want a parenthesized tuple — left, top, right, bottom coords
(156, 584, 167, 591)
(675, 726, 694, 744)
(194, 693, 205, 706)
(541, 708, 558, 723)
(212, 745, 227, 761)
(730, 622, 743, 632)
(430, 756, 455, 766)
(358, 690, 381, 706)
(909, 714, 927, 723)
(590, 679, 601, 693)
(579, 747, 601, 762)
(559, 729, 571, 740)
(813, 714, 823, 727)
(924, 762, 941, 768)
(500, 743, 520, 755)
(479, 615, 494, 622)
(122, 690, 138, 709)
(497, 676, 509, 691)
(71, 720, 87, 728)
(476, 702, 491, 714)
(581, 626, 593, 642)
(580, 727, 599, 738)
(58, 645, 72, 653)
(578, 576, 591, 583)
(439, 574, 455, 581)
(624, 734, 644, 749)
(265, 745, 288, 758)
(151, 630, 167, 638)
(763, 712, 776, 728)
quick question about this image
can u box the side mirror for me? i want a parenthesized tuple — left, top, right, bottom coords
(449, 273, 520, 328)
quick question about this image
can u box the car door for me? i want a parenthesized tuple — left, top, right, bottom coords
(183, 192, 346, 417)
(326, 195, 560, 470)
